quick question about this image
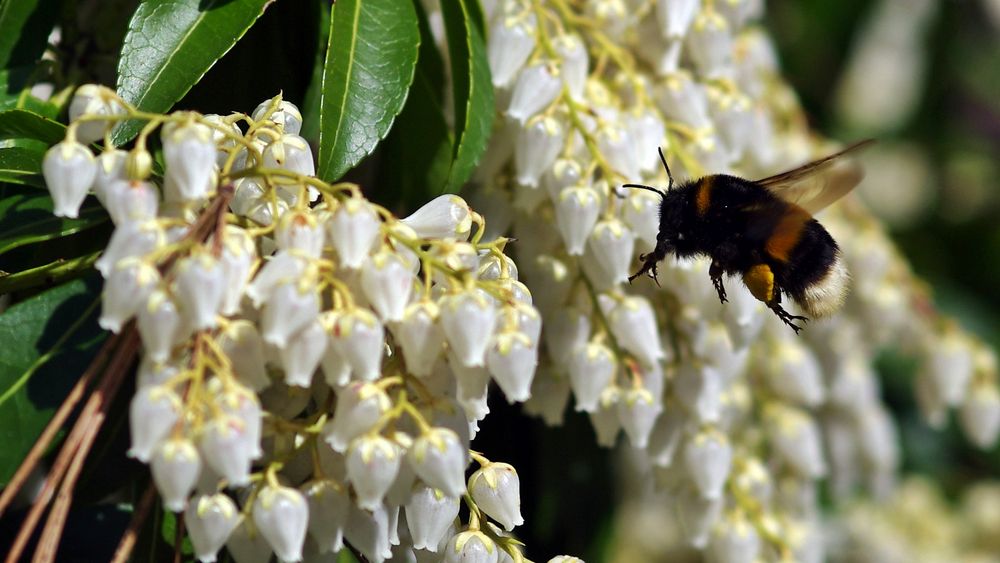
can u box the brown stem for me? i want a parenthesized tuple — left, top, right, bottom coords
(172, 513, 185, 563)
(0, 332, 120, 518)
(110, 482, 156, 563)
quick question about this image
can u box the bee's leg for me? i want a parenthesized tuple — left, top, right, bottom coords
(709, 261, 727, 303)
(742, 263, 809, 332)
(629, 242, 668, 286)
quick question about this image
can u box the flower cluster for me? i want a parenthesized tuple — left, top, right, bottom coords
(41, 87, 576, 563)
(463, 0, 1000, 559)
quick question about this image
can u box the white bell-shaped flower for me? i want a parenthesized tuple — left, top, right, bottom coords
(406, 485, 460, 552)
(43, 140, 97, 218)
(219, 321, 271, 391)
(617, 387, 661, 449)
(95, 220, 165, 277)
(393, 301, 445, 377)
(137, 356, 180, 389)
(92, 149, 127, 208)
(323, 382, 392, 452)
(327, 198, 381, 269)
(568, 342, 615, 412)
(162, 121, 216, 201)
(655, 70, 712, 128)
(683, 431, 733, 499)
(217, 227, 256, 316)
(508, 61, 561, 124)
(230, 176, 265, 217)
(655, 0, 700, 37)
(320, 328, 351, 387)
(762, 339, 825, 406)
(627, 112, 667, 175)
(100, 259, 160, 333)
(408, 427, 468, 498)
(960, 380, 1000, 449)
(246, 251, 306, 307)
(302, 479, 349, 554)
(676, 487, 724, 549)
(542, 158, 583, 200)
(226, 516, 274, 563)
(346, 434, 403, 510)
(137, 290, 183, 363)
(361, 250, 414, 322)
(401, 194, 473, 240)
(328, 308, 385, 381)
(708, 512, 761, 563)
(68, 84, 126, 144)
(485, 330, 538, 403)
(186, 493, 240, 563)
(440, 290, 498, 368)
(590, 387, 623, 447)
(597, 125, 642, 180)
(201, 114, 242, 168)
(252, 484, 309, 562)
(586, 219, 635, 285)
(923, 329, 975, 407)
(554, 186, 600, 255)
(609, 297, 665, 367)
(252, 99, 303, 134)
(281, 319, 327, 387)
(274, 210, 324, 259)
(514, 116, 565, 188)
(151, 437, 202, 512)
(544, 308, 590, 366)
(554, 33, 588, 99)
(104, 179, 158, 225)
(173, 250, 226, 331)
(216, 383, 263, 460)
(764, 405, 826, 478)
(468, 462, 523, 531)
(261, 278, 320, 348)
(264, 133, 315, 177)
(687, 7, 733, 79)
(674, 362, 723, 423)
(488, 11, 536, 87)
(623, 191, 661, 255)
(343, 503, 393, 563)
(443, 530, 499, 563)
(451, 353, 491, 422)
(199, 415, 254, 486)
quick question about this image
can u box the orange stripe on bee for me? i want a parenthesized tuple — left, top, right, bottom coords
(695, 178, 712, 216)
(765, 205, 811, 262)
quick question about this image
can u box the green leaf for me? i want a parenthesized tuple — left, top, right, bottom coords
(0, 137, 46, 186)
(0, 275, 106, 486)
(317, 0, 420, 182)
(0, 187, 107, 256)
(440, 0, 494, 191)
(0, 109, 65, 144)
(0, 0, 60, 69)
(114, 0, 273, 144)
(0, 66, 60, 119)
(300, 0, 333, 144)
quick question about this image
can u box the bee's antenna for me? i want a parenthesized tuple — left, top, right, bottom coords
(658, 147, 674, 190)
(621, 184, 666, 198)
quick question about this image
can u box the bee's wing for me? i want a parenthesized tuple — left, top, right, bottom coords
(755, 139, 874, 214)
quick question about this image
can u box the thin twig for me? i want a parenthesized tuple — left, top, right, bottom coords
(0, 332, 120, 518)
(110, 482, 156, 563)
(172, 513, 184, 563)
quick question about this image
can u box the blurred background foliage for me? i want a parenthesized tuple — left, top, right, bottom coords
(0, 0, 998, 561)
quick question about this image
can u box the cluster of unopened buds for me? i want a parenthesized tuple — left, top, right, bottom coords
(41, 85, 583, 563)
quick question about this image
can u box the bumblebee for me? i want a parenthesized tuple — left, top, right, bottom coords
(624, 140, 873, 332)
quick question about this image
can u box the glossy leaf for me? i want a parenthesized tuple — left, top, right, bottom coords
(0, 275, 106, 486)
(0, 109, 65, 144)
(0, 0, 60, 69)
(0, 137, 45, 186)
(440, 0, 494, 191)
(317, 0, 420, 181)
(0, 187, 107, 256)
(114, 0, 272, 144)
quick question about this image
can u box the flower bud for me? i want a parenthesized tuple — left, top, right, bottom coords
(568, 342, 615, 413)
(709, 512, 761, 563)
(43, 140, 97, 218)
(128, 384, 181, 462)
(173, 249, 226, 331)
(674, 363, 723, 423)
(226, 516, 273, 563)
(92, 149, 127, 207)
(361, 250, 414, 322)
(514, 116, 565, 188)
(327, 198, 381, 269)
(408, 427, 468, 498)
(507, 61, 561, 123)
(95, 220, 165, 278)
(960, 381, 1000, 449)
(302, 479, 350, 553)
(469, 462, 524, 531)
(586, 219, 635, 285)
(137, 290, 183, 363)
(622, 190, 661, 253)
(609, 296, 664, 367)
(683, 431, 732, 499)
(486, 329, 538, 403)
(186, 493, 240, 563)
(617, 387, 661, 449)
(687, 7, 733, 79)
(264, 133, 315, 177)
(554, 186, 600, 256)
(261, 279, 320, 348)
(346, 434, 403, 510)
(343, 503, 393, 563)
(281, 319, 327, 387)
(328, 308, 385, 381)
(443, 530, 499, 563)
(253, 484, 309, 562)
(162, 121, 216, 201)
(394, 301, 445, 377)
(68, 84, 125, 143)
(440, 290, 498, 368)
(597, 125, 642, 180)
(104, 179, 158, 226)
(488, 12, 536, 88)
(151, 438, 202, 512)
(675, 486, 723, 548)
(126, 147, 153, 180)
(764, 405, 826, 478)
(554, 33, 588, 99)
(324, 382, 392, 452)
(402, 194, 473, 240)
(655, 0, 699, 38)
(252, 99, 303, 134)
(762, 339, 825, 407)
(589, 387, 622, 447)
(275, 210, 324, 258)
(199, 415, 254, 487)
